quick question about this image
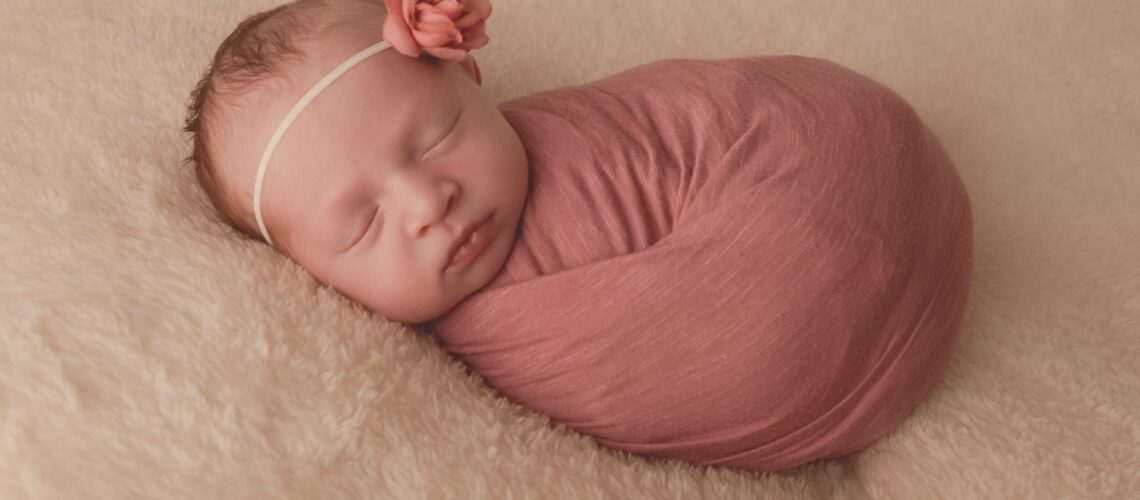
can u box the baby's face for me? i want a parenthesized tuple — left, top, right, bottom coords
(223, 44, 528, 325)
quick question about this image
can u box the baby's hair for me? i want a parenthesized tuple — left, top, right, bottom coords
(181, 0, 385, 251)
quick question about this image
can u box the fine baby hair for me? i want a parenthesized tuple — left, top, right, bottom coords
(183, 0, 519, 325)
(184, 0, 357, 249)
(183, 0, 489, 254)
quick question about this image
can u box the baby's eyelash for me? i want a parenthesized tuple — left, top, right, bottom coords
(352, 205, 381, 247)
(424, 122, 453, 154)
(421, 109, 462, 159)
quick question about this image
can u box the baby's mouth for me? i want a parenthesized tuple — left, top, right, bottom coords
(445, 214, 494, 271)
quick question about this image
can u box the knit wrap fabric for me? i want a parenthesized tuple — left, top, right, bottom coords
(428, 56, 973, 472)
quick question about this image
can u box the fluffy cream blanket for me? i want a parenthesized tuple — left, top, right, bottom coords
(1, 0, 1136, 498)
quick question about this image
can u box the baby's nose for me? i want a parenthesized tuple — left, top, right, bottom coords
(388, 168, 460, 238)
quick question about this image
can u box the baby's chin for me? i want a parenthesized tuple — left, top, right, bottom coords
(436, 211, 518, 313)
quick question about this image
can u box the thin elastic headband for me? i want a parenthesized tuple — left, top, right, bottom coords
(253, 40, 393, 247)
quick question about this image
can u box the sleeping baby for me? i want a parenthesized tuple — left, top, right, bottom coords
(183, 0, 973, 472)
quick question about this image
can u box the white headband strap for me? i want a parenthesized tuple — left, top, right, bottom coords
(253, 40, 393, 247)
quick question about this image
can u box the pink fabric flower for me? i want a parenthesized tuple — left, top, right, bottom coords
(382, 0, 492, 63)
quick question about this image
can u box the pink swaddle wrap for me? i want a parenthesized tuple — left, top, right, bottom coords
(426, 56, 973, 472)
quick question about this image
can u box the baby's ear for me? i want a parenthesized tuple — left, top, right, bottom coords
(457, 55, 482, 86)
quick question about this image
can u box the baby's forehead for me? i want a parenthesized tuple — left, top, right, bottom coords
(222, 45, 460, 222)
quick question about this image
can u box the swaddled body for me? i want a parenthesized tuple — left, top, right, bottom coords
(428, 56, 973, 472)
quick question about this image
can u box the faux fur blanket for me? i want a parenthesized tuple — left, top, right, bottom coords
(1, 0, 1136, 498)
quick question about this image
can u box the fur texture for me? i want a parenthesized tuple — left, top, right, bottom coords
(1, 0, 1137, 498)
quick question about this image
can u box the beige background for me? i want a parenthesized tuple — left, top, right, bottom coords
(2, 0, 1137, 498)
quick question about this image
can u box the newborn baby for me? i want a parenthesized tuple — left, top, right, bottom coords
(184, 0, 973, 472)
(185, 0, 524, 326)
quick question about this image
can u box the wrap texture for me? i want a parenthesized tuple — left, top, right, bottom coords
(429, 56, 973, 472)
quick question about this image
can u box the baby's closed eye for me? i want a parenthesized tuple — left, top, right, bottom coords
(419, 106, 462, 161)
(348, 205, 382, 249)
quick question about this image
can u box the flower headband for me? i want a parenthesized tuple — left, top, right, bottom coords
(253, 0, 492, 246)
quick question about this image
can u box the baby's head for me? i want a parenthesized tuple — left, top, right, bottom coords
(182, 0, 529, 325)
